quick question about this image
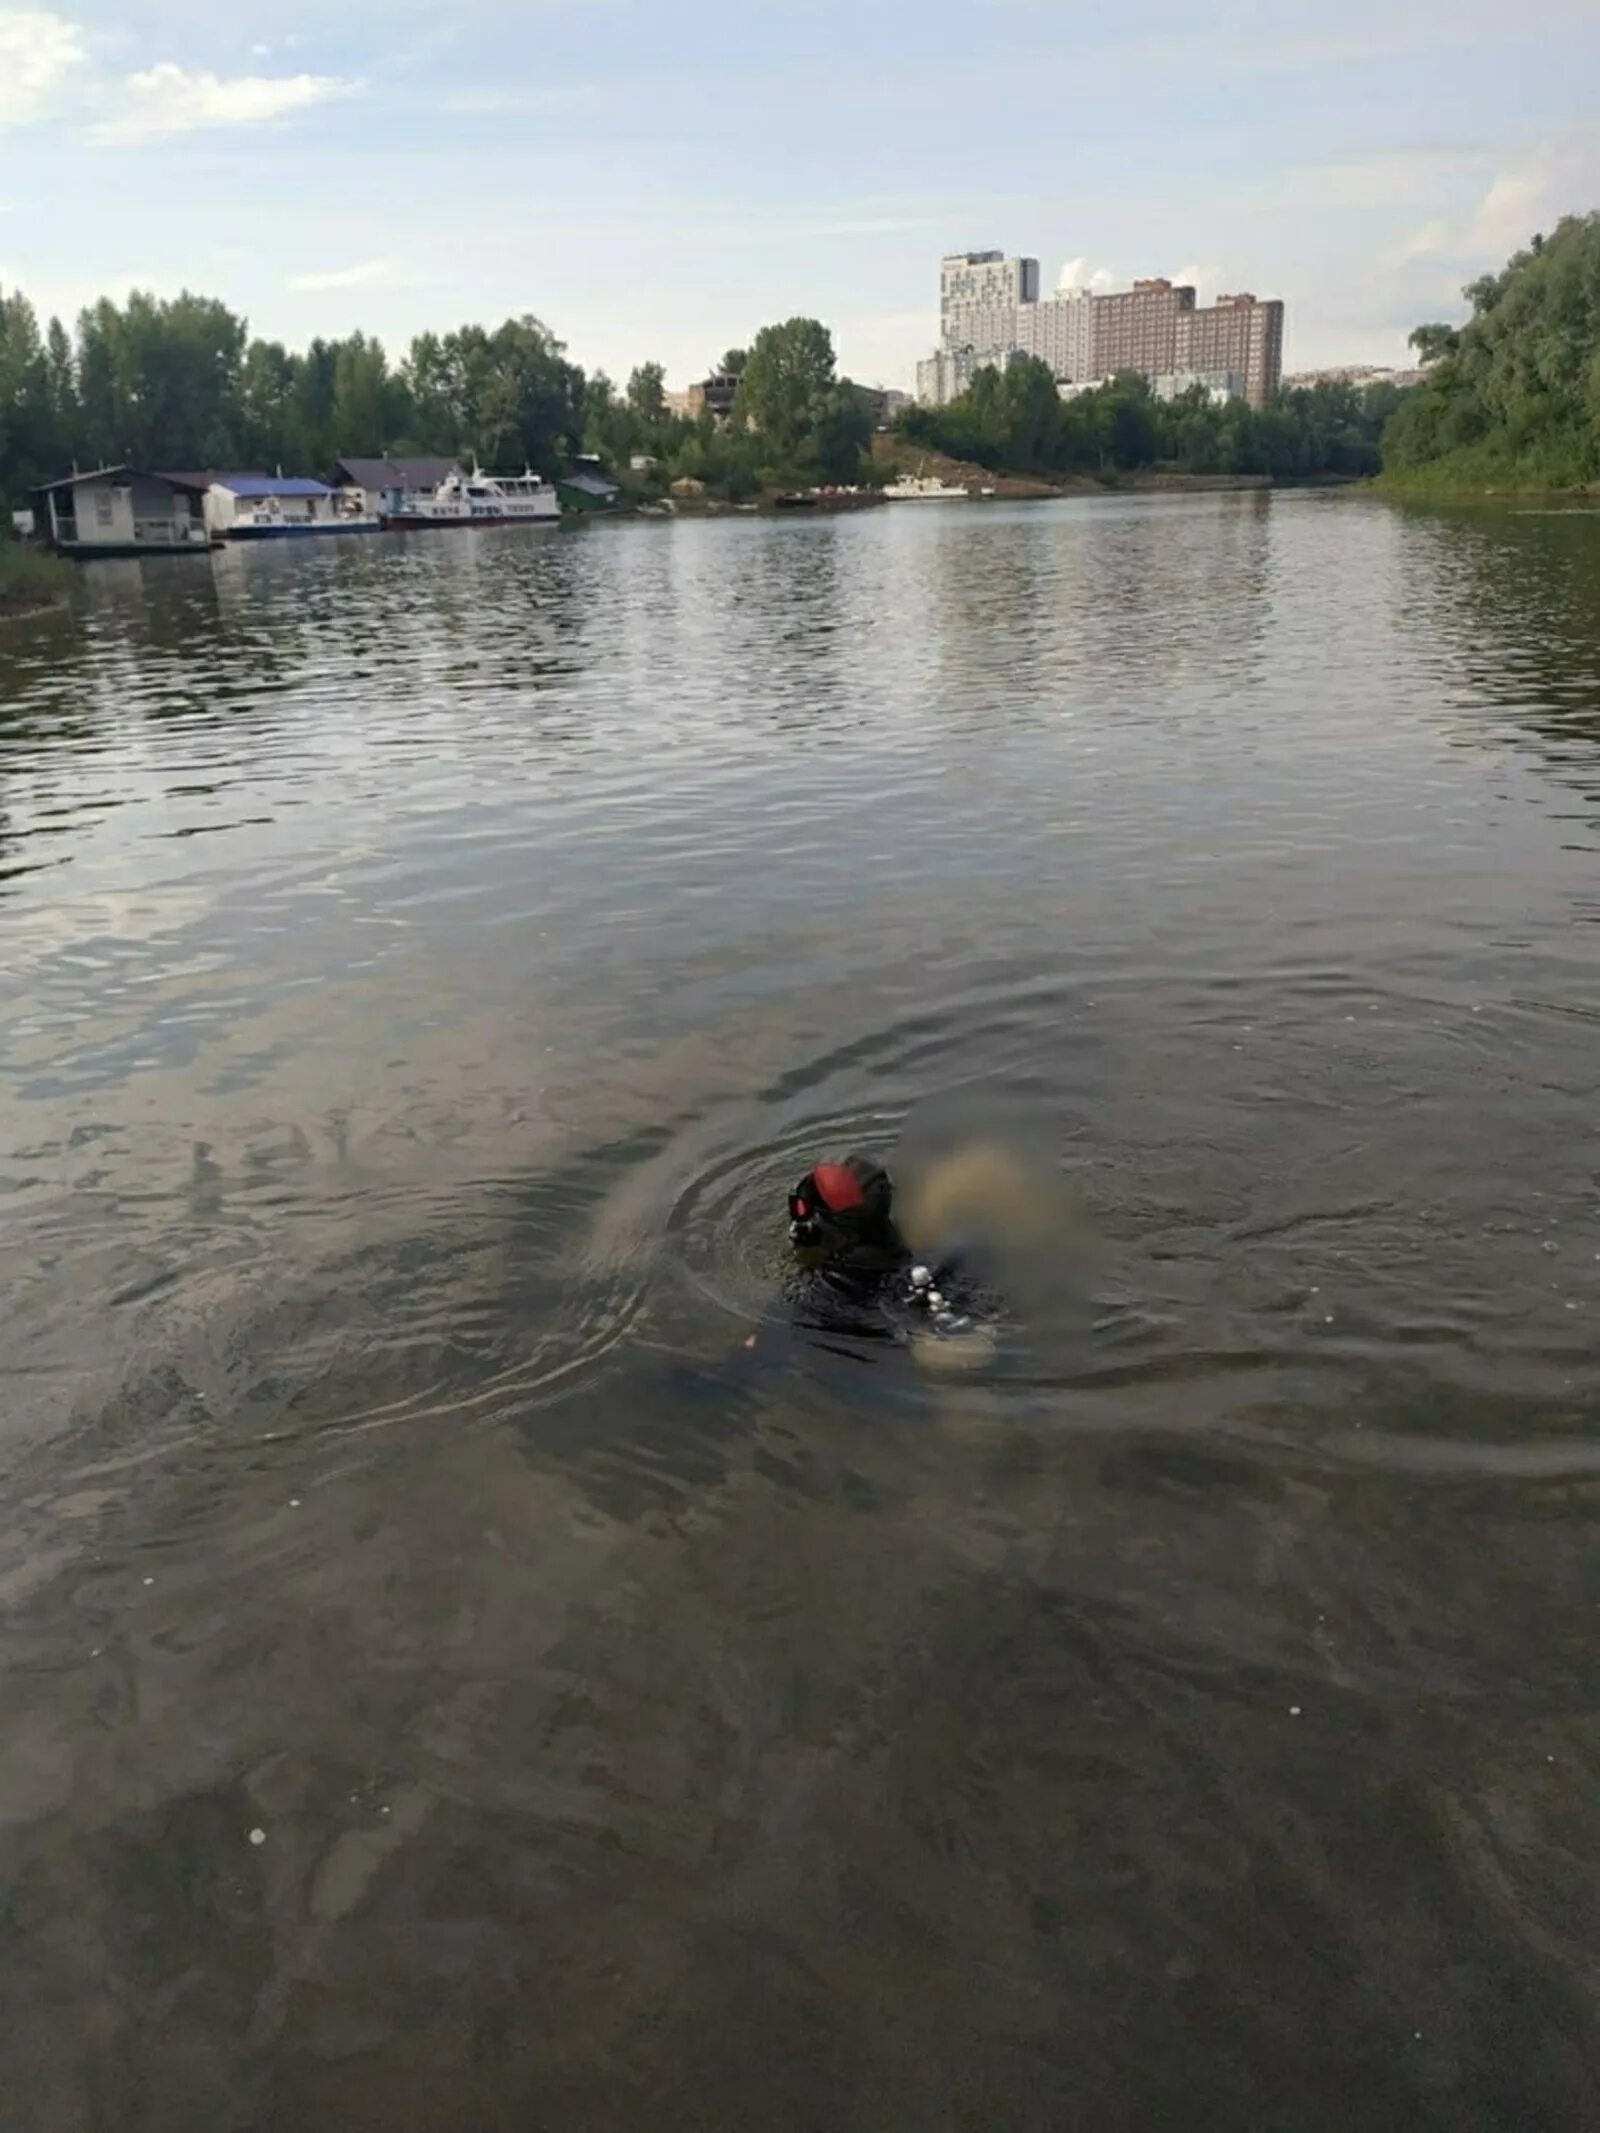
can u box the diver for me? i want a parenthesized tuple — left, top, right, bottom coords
(786, 1152, 987, 1339)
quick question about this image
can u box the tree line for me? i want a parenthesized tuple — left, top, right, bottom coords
(1383, 212, 1600, 492)
(896, 360, 1407, 482)
(0, 285, 880, 506)
(11, 222, 1585, 511)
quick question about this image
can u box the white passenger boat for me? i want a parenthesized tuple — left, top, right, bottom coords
(883, 474, 971, 501)
(384, 467, 559, 529)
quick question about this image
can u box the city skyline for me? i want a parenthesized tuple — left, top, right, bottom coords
(918, 257, 1283, 409)
(2, 0, 1598, 392)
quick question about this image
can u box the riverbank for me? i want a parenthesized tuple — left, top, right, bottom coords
(1376, 457, 1600, 502)
(870, 437, 1292, 500)
(0, 544, 71, 619)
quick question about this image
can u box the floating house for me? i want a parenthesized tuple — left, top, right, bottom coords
(331, 456, 459, 523)
(34, 468, 213, 557)
(163, 472, 381, 540)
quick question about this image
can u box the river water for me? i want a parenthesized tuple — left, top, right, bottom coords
(1, 496, 1597, 2131)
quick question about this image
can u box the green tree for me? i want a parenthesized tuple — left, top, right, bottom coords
(469, 315, 585, 471)
(72, 290, 248, 467)
(734, 317, 837, 458)
(997, 358, 1067, 471)
(811, 384, 874, 483)
(1383, 212, 1600, 489)
(402, 329, 466, 452)
(1407, 323, 1460, 367)
(293, 339, 341, 470)
(240, 339, 304, 469)
(626, 361, 665, 424)
(329, 332, 397, 457)
(0, 289, 55, 498)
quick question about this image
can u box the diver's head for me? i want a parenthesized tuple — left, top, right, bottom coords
(788, 1153, 896, 1257)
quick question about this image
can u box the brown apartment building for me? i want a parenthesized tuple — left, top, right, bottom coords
(1177, 293, 1285, 409)
(1090, 278, 1195, 382)
(1082, 277, 1285, 409)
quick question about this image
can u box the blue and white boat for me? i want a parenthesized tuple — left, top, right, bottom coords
(209, 474, 381, 540)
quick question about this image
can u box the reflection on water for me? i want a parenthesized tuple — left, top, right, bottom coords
(2, 496, 1598, 2130)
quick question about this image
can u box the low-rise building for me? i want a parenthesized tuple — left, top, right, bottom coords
(557, 468, 622, 512)
(1152, 368, 1246, 404)
(34, 467, 213, 557)
(675, 370, 742, 426)
(850, 384, 913, 427)
(1283, 365, 1426, 391)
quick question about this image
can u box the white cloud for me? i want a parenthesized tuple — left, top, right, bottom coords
(1390, 136, 1600, 271)
(90, 62, 351, 146)
(1468, 168, 1549, 254)
(287, 258, 407, 292)
(1392, 218, 1455, 263)
(1057, 256, 1114, 294)
(0, 9, 86, 128)
(1171, 261, 1221, 298)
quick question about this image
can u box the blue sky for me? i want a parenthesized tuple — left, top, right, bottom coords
(4, 0, 1598, 388)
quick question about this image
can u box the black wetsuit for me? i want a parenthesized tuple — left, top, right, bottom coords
(788, 1237, 993, 1345)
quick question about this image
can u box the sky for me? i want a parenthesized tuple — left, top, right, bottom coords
(2, 0, 1598, 389)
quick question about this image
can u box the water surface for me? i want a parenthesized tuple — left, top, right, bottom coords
(2, 496, 1598, 2131)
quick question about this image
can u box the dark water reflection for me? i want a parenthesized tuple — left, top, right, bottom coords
(1, 497, 1598, 2131)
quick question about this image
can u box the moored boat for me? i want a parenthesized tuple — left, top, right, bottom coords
(384, 466, 559, 529)
(229, 488, 381, 538)
(883, 474, 971, 501)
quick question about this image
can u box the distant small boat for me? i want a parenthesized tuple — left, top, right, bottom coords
(773, 490, 818, 509)
(384, 466, 559, 530)
(883, 475, 970, 502)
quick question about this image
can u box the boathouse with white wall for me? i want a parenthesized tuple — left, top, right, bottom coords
(34, 468, 213, 557)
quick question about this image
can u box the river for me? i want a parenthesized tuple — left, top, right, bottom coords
(1, 495, 1597, 2131)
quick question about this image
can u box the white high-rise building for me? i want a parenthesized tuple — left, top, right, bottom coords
(939, 251, 1040, 360)
(916, 346, 983, 407)
(1015, 287, 1096, 385)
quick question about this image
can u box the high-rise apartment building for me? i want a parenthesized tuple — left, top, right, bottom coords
(1015, 286, 1096, 384)
(1176, 294, 1285, 409)
(939, 251, 1041, 360)
(1089, 277, 1196, 383)
(915, 250, 1286, 408)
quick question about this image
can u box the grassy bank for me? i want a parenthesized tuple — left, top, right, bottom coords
(1376, 448, 1600, 501)
(871, 436, 1282, 500)
(0, 542, 71, 616)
